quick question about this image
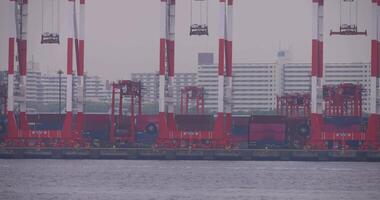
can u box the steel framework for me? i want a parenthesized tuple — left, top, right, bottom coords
(5, 0, 86, 147)
(109, 80, 142, 144)
(310, 0, 379, 150)
(157, 0, 233, 148)
(323, 83, 363, 117)
(0, 84, 7, 117)
(277, 93, 311, 118)
(180, 86, 204, 115)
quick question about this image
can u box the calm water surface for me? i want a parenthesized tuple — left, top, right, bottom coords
(0, 159, 379, 200)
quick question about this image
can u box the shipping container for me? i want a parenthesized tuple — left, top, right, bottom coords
(175, 114, 214, 131)
(249, 115, 287, 148)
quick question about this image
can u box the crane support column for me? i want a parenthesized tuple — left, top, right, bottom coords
(130, 95, 135, 143)
(367, 0, 380, 149)
(225, 0, 233, 136)
(158, 0, 169, 140)
(214, 0, 226, 140)
(7, 0, 17, 138)
(76, 0, 85, 134)
(167, 0, 176, 131)
(63, 0, 75, 138)
(18, 0, 29, 131)
(110, 85, 116, 143)
(310, 0, 325, 149)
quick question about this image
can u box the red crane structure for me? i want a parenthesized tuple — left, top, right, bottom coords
(1, 0, 378, 150)
(275, 93, 311, 148)
(319, 83, 364, 149)
(0, 84, 7, 117)
(323, 83, 363, 117)
(310, 0, 379, 150)
(0, 84, 6, 138)
(180, 86, 205, 115)
(157, 0, 233, 148)
(109, 80, 142, 144)
(277, 93, 311, 118)
(4, 0, 86, 147)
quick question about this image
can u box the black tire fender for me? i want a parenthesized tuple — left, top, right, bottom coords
(145, 123, 157, 134)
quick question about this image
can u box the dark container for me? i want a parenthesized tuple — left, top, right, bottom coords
(175, 114, 214, 131)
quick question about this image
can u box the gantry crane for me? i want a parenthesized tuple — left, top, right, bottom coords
(1, 0, 378, 150)
(277, 93, 311, 118)
(323, 83, 363, 117)
(109, 80, 142, 144)
(5, 0, 86, 147)
(309, 0, 379, 149)
(157, 0, 234, 148)
(180, 86, 205, 115)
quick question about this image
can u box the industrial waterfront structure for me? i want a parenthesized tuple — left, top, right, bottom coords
(1, 59, 370, 114)
(130, 60, 372, 114)
(0, 0, 379, 151)
(197, 52, 372, 113)
(5, 0, 87, 146)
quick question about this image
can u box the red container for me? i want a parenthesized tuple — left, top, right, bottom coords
(249, 123, 286, 142)
(249, 115, 286, 143)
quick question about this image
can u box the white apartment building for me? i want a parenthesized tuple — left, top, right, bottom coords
(324, 63, 371, 112)
(1, 54, 372, 114)
(131, 72, 197, 110)
(32, 73, 111, 105)
(198, 53, 372, 113)
(131, 73, 159, 105)
(281, 62, 371, 112)
(282, 63, 311, 94)
(197, 53, 277, 113)
(0, 62, 111, 112)
(198, 63, 277, 113)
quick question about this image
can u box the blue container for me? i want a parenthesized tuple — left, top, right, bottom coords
(324, 116, 362, 126)
(136, 132, 157, 144)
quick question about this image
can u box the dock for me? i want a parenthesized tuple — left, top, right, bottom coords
(0, 148, 379, 161)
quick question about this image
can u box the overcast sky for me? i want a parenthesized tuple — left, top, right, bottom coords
(0, 0, 372, 80)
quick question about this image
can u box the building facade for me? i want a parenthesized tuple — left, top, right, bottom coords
(281, 62, 371, 112)
(1, 54, 372, 114)
(131, 72, 197, 112)
(131, 73, 159, 105)
(0, 62, 111, 113)
(197, 53, 372, 113)
(198, 63, 277, 113)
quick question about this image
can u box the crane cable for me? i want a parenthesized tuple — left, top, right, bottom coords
(200, 0, 202, 25)
(190, 0, 192, 25)
(355, 0, 358, 28)
(340, 0, 359, 27)
(51, 0, 54, 32)
(206, 0, 209, 28)
(41, 0, 44, 34)
(41, 0, 60, 34)
(339, 0, 342, 27)
(190, 0, 208, 26)
(57, 0, 60, 34)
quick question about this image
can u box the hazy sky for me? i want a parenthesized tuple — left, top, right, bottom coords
(0, 0, 373, 80)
